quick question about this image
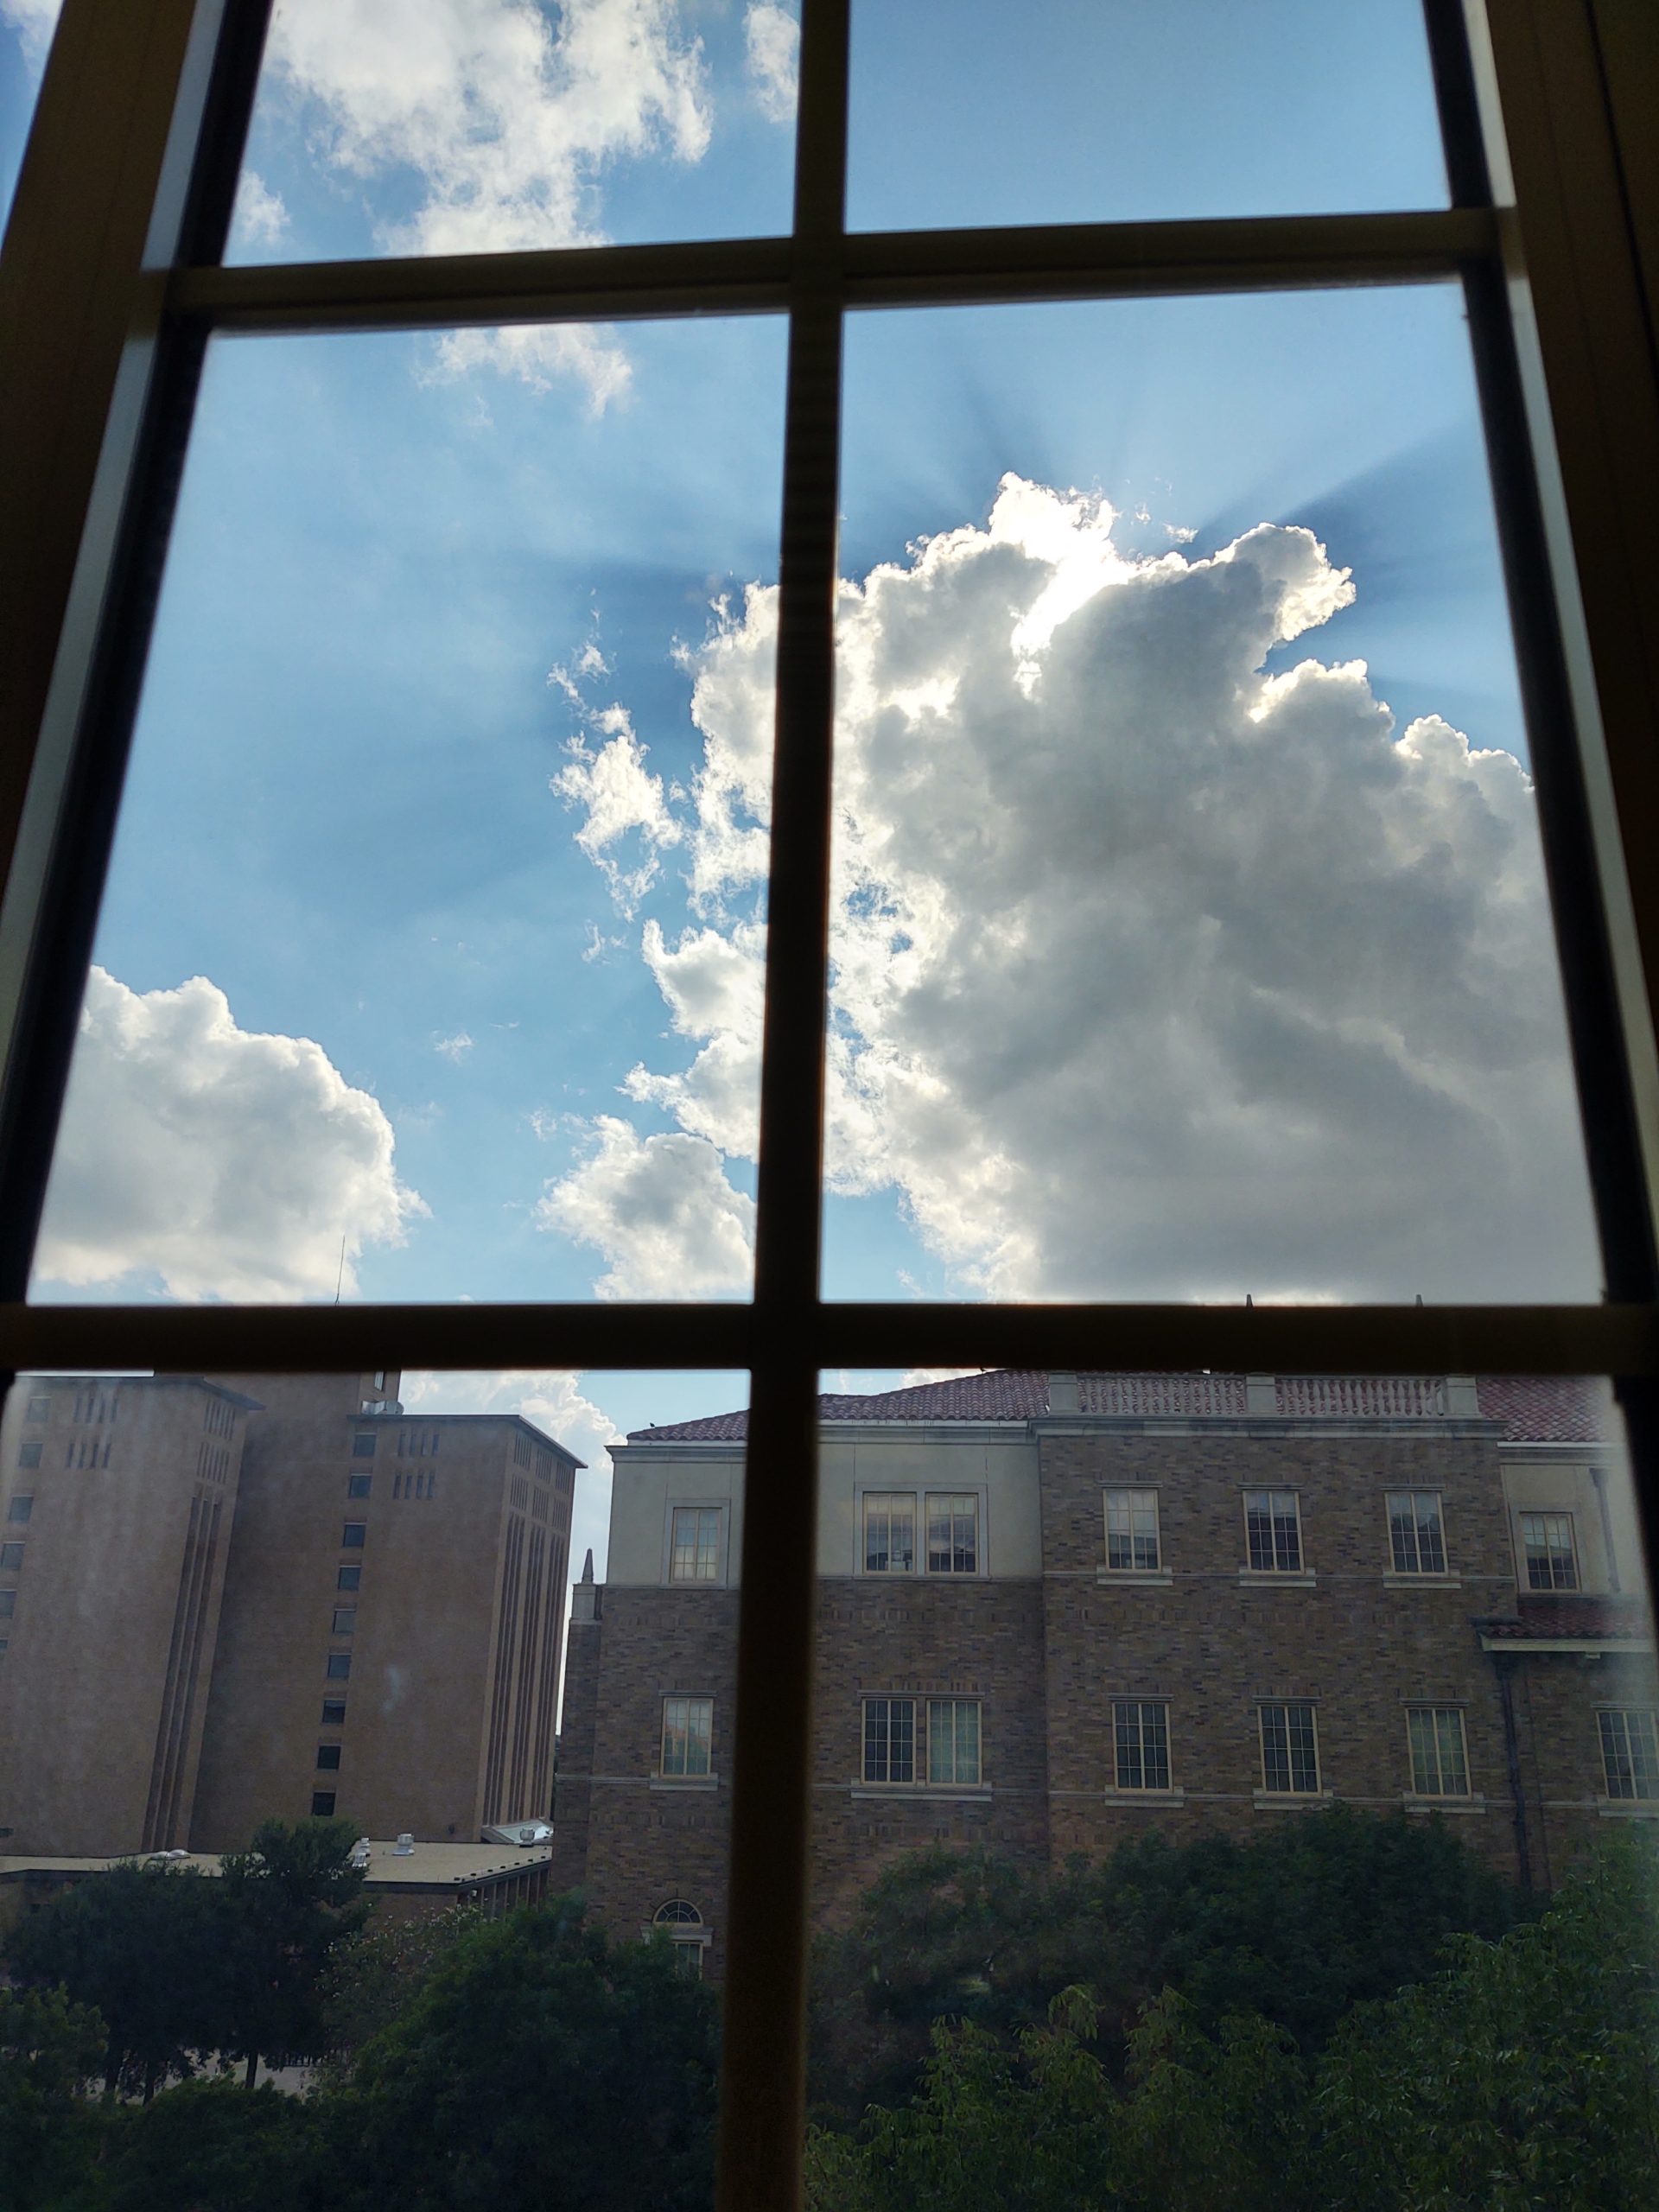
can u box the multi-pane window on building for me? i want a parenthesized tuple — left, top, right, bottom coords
(23, 1397, 48, 1423)
(1245, 1491, 1302, 1573)
(0, 1543, 23, 1573)
(862, 1493, 916, 1575)
(16, 1439, 41, 1470)
(1388, 1491, 1446, 1574)
(352, 1432, 377, 1459)
(311, 1792, 336, 1818)
(927, 1700, 982, 1786)
(1408, 1707, 1470, 1796)
(1521, 1511, 1578, 1590)
(341, 1522, 366, 1550)
(337, 1565, 360, 1592)
(316, 1744, 341, 1771)
(1113, 1700, 1171, 1790)
(669, 1508, 721, 1583)
(346, 1473, 372, 1499)
(925, 1494, 979, 1574)
(332, 1608, 357, 1635)
(1260, 1702, 1320, 1794)
(326, 1652, 351, 1681)
(1599, 1708, 1659, 1802)
(6, 1495, 32, 1523)
(661, 1695, 714, 1777)
(862, 1697, 916, 1783)
(1104, 1489, 1160, 1572)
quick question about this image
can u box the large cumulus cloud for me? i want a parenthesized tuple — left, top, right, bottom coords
(35, 968, 425, 1302)
(548, 474, 1600, 1303)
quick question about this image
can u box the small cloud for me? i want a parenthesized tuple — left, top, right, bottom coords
(434, 1031, 474, 1064)
(537, 1116, 753, 1299)
(230, 168, 289, 248)
(744, 3, 798, 124)
(1164, 521, 1198, 543)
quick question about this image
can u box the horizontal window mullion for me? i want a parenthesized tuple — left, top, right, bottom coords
(3, 1298, 1654, 1379)
(167, 209, 1498, 338)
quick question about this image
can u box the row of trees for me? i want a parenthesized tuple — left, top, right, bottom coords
(2, 1810, 1656, 2209)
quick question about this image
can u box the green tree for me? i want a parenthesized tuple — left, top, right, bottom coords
(215, 1817, 371, 2087)
(323, 1895, 719, 2210)
(0, 1984, 108, 2209)
(6, 1862, 224, 2099)
(88, 2076, 325, 2212)
(319, 1901, 486, 2075)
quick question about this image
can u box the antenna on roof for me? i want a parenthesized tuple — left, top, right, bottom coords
(1245, 1293, 1253, 1308)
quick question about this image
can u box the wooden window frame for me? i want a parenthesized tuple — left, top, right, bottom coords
(2, 3, 1659, 2202)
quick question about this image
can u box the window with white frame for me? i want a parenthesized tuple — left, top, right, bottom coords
(1520, 1511, 1578, 1590)
(1388, 1491, 1446, 1574)
(1244, 1491, 1302, 1573)
(1113, 1700, 1171, 1790)
(862, 1492, 915, 1574)
(925, 1493, 979, 1574)
(861, 1696, 982, 1787)
(669, 1507, 721, 1584)
(661, 1695, 714, 1778)
(1599, 1708, 1659, 1802)
(1407, 1707, 1470, 1796)
(1259, 1702, 1319, 1794)
(1103, 1489, 1160, 1573)
(862, 1491, 982, 1574)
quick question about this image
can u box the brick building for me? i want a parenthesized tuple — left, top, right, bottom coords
(554, 1370, 1658, 1976)
(0, 1371, 581, 1856)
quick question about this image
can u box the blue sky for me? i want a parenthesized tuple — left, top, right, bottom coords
(0, 3, 1606, 1556)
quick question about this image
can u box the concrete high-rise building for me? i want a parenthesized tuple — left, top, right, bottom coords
(0, 1372, 581, 1857)
(555, 1370, 1659, 1978)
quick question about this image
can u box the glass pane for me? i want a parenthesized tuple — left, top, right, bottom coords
(804, 288, 1601, 1302)
(0, 0, 60, 238)
(848, 0, 1446, 232)
(30, 315, 784, 1304)
(806, 1364, 1656, 2196)
(228, 0, 798, 269)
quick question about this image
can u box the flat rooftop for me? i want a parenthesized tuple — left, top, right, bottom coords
(0, 1840, 551, 1888)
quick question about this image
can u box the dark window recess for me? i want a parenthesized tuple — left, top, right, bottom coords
(337, 1564, 361, 1592)
(0, 1592, 15, 1619)
(341, 1522, 366, 1548)
(346, 1473, 372, 1498)
(17, 1439, 41, 1469)
(23, 1397, 48, 1423)
(321, 1698, 347, 1726)
(326, 1653, 351, 1681)
(332, 1607, 357, 1635)
(316, 1744, 342, 1771)
(0, 1542, 23, 1572)
(310, 1792, 337, 1817)
(7, 1496, 32, 1523)
(352, 1432, 377, 1458)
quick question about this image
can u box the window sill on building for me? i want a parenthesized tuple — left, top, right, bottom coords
(1597, 1797, 1659, 1819)
(1382, 1573, 1463, 1591)
(850, 1783, 993, 1802)
(1237, 1570, 1317, 1588)
(1102, 1785, 1185, 1805)
(1402, 1793, 1486, 1815)
(650, 1773, 718, 1792)
(1251, 1788, 1335, 1809)
(1096, 1567, 1173, 1587)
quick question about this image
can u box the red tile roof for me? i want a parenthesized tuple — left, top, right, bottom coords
(1480, 1593, 1653, 1642)
(628, 1370, 1614, 1445)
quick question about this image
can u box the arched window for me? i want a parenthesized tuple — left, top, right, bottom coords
(653, 1897, 702, 1927)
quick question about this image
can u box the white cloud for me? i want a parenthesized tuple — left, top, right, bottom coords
(1, 0, 59, 66)
(556, 472, 1600, 1304)
(551, 712, 683, 913)
(35, 968, 425, 1302)
(537, 1115, 753, 1298)
(744, 3, 798, 123)
(258, 0, 714, 399)
(434, 1030, 474, 1063)
(230, 168, 289, 246)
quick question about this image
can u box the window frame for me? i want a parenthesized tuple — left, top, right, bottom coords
(859, 1694, 983, 1789)
(1598, 1706, 1659, 1802)
(666, 1503, 727, 1586)
(0, 5, 1656, 2208)
(660, 1694, 715, 1780)
(1406, 1704, 1472, 1798)
(1103, 1486, 1163, 1575)
(1258, 1700, 1323, 1797)
(1387, 1489, 1449, 1576)
(1110, 1697, 1173, 1792)
(1519, 1509, 1580, 1590)
(1243, 1488, 1305, 1575)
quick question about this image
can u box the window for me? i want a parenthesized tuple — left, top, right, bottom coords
(331, 1607, 357, 1635)
(6, 1495, 32, 1523)
(16, 1439, 41, 1470)
(1104, 1489, 1160, 1572)
(1259, 1703, 1320, 1795)
(310, 1792, 337, 1817)
(862, 1698, 982, 1787)
(336, 1564, 360, 1592)
(346, 1472, 372, 1498)
(321, 1698, 347, 1726)
(1113, 1700, 1171, 1790)
(862, 1493, 915, 1575)
(0, 1542, 22, 1572)
(341, 1522, 366, 1549)
(669, 1507, 721, 1583)
(352, 1432, 377, 1459)
(1408, 1707, 1470, 1796)
(1245, 1491, 1302, 1573)
(661, 1696, 714, 1777)
(652, 1899, 705, 1977)
(1599, 1709, 1659, 1802)
(925, 1493, 978, 1574)
(1388, 1491, 1446, 1574)
(1521, 1512, 1578, 1590)
(0, 1592, 15, 1619)
(24, 1398, 48, 1423)
(325, 1653, 351, 1681)
(316, 1743, 341, 1771)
